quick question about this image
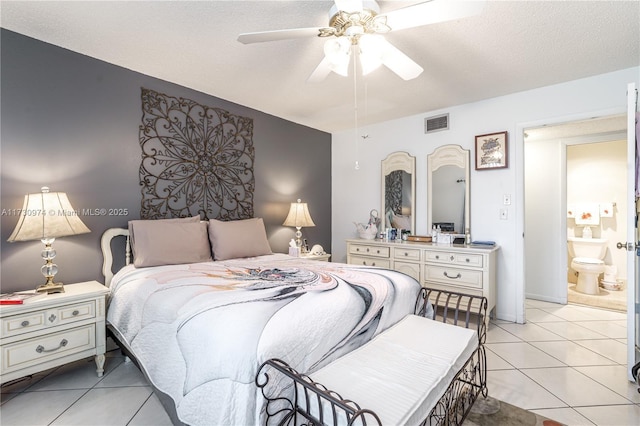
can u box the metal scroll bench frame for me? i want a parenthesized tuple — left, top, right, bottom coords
(256, 287, 488, 426)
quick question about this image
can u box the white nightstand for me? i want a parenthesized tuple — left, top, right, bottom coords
(301, 252, 332, 262)
(0, 281, 109, 385)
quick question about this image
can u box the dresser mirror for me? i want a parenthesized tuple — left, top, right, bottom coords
(381, 151, 416, 233)
(427, 145, 470, 235)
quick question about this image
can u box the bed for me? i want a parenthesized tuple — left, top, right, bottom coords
(101, 217, 421, 426)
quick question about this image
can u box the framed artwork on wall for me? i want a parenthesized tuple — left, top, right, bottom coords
(475, 131, 508, 170)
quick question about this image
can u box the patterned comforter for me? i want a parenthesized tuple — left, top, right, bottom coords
(107, 254, 420, 425)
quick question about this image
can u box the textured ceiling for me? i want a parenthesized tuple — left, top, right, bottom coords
(1, 1, 639, 133)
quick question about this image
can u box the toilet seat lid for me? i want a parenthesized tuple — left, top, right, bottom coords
(573, 257, 604, 265)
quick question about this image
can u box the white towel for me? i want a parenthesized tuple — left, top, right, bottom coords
(599, 203, 614, 217)
(575, 204, 600, 225)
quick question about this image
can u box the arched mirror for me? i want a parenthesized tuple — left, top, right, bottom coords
(427, 145, 470, 235)
(381, 151, 416, 233)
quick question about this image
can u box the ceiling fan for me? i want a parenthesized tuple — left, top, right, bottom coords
(238, 0, 485, 82)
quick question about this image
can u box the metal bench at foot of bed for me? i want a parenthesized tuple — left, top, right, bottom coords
(256, 288, 488, 426)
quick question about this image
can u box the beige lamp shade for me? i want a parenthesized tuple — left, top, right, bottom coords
(283, 199, 315, 228)
(7, 187, 90, 294)
(7, 187, 90, 242)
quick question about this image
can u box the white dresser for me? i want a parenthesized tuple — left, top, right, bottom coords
(346, 239, 499, 321)
(0, 281, 109, 384)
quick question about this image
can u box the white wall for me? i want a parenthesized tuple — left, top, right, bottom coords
(331, 67, 639, 323)
(524, 138, 566, 303)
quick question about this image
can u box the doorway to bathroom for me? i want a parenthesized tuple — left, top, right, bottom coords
(524, 114, 627, 311)
(566, 138, 627, 311)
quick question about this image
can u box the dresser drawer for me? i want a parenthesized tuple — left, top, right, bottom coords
(424, 265, 483, 289)
(2, 324, 96, 374)
(349, 255, 391, 268)
(393, 247, 421, 261)
(424, 251, 483, 267)
(349, 244, 390, 258)
(2, 312, 47, 338)
(394, 261, 420, 281)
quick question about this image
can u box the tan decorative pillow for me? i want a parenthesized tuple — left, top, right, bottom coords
(128, 216, 200, 258)
(208, 218, 273, 261)
(129, 219, 212, 267)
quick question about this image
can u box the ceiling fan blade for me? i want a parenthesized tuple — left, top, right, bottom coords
(307, 57, 333, 83)
(238, 27, 324, 44)
(377, 38, 424, 80)
(334, 0, 364, 13)
(382, 0, 485, 32)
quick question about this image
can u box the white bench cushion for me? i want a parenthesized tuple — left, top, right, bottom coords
(310, 314, 478, 426)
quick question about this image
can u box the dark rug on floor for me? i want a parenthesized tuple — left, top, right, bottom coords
(463, 396, 566, 426)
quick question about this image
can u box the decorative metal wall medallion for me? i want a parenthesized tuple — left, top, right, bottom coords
(139, 88, 255, 220)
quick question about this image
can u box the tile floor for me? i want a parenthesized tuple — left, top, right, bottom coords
(1, 300, 639, 425)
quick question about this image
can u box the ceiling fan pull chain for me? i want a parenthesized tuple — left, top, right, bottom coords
(353, 46, 360, 171)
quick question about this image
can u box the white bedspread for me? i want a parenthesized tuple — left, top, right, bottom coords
(107, 254, 420, 425)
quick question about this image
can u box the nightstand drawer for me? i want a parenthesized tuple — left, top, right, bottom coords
(56, 301, 96, 325)
(2, 311, 48, 338)
(2, 324, 95, 373)
(348, 255, 391, 268)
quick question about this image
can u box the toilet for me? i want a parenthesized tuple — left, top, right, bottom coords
(568, 237, 608, 295)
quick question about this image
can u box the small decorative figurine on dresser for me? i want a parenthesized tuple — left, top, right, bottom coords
(354, 209, 380, 240)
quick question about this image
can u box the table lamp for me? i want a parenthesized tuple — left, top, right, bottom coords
(7, 187, 91, 293)
(283, 199, 315, 252)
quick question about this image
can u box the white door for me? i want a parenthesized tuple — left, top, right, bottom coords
(625, 82, 638, 381)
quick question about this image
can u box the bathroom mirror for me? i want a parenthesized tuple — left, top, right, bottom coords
(381, 151, 416, 233)
(427, 145, 470, 235)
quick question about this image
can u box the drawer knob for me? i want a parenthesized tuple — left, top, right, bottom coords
(36, 339, 68, 354)
(21, 320, 30, 327)
(376, 250, 380, 254)
(356, 248, 360, 252)
(450, 255, 455, 261)
(435, 255, 440, 259)
(366, 248, 370, 252)
(72, 310, 80, 316)
(404, 252, 408, 256)
(443, 271, 462, 279)
(48, 314, 57, 323)
(465, 258, 470, 263)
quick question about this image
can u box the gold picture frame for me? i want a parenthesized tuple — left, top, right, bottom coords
(475, 131, 508, 170)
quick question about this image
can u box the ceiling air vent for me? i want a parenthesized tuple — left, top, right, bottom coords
(425, 114, 449, 134)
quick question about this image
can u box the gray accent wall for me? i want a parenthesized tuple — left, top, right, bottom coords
(1, 29, 331, 293)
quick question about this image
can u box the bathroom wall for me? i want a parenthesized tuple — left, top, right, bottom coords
(567, 139, 627, 284)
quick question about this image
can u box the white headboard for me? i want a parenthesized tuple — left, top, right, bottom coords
(101, 228, 131, 287)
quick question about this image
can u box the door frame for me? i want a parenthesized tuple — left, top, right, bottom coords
(515, 106, 627, 324)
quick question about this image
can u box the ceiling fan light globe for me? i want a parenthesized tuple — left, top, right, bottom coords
(323, 37, 351, 76)
(360, 53, 382, 75)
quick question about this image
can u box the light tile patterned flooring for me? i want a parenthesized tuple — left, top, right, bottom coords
(1, 299, 639, 425)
